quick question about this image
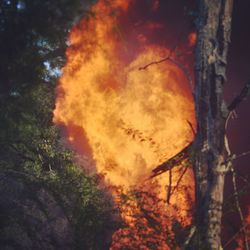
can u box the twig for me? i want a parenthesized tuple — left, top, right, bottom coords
(239, 175, 250, 186)
(182, 226, 196, 249)
(223, 223, 249, 248)
(225, 110, 233, 130)
(224, 150, 250, 167)
(186, 120, 196, 136)
(228, 79, 250, 111)
(166, 169, 172, 204)
(150, 142, 192, 178)
(138, 45, 177, 70)
(224, 125, 249, 250)
(233, 150, 250, 161)
(231, 166, 249, 250)
(226, 79, 250, 129)
(170, 163, 189, 198)
(223, 125, 249, 249)
(139, 55, 172, 71)
(224, 134, 233, 173)
(138, 51, 194, 91)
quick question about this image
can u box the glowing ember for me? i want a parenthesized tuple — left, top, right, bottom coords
(53, 0, 196, 248)
(188, 32, 197, 47)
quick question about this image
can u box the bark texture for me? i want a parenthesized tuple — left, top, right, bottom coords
(192, 0, 234, 249)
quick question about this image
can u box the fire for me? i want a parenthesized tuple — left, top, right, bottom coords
(53, 0, 196, 248)
(234, 206, 250, 250)
(188, 32, 197, 47)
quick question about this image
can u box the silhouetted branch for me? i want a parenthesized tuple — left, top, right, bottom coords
(166, 169, 172, 204)
(170, 163, 189, 197)
(138, 51, 194, 90)
(226, 79, 250, 129)
(228, 79, 250, 111)
(231, 166, 249, 250)
(164, 162, 190, 205)
(150, 142, 192, 178)
(139, 55, 172, 70)
(186, 120, 196, 136)
(223, 223, 249, 248)
(138, 46, 177, 70)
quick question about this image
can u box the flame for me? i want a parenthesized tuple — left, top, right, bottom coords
(188, 32, 197, 47)
(234, 206, 250, 249)
(54, 0, 196, 248)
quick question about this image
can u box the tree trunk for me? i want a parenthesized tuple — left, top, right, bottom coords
(192, 0, 234, 249)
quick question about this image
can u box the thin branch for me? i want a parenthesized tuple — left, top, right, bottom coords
(224, 150, 250, 167)
(225, 79, 250, 129)
(182, 226, 196, 249)
(228, 79, 250, 111)
(224, 180, 250, 214)
(224, 127, 249, 250)
(150, 142, 192, 178)
(225, 110, 233, 130)
(239, 175, 250, 186)
(166, 169, 172, 204)
(186, 120, 196, 136)
(233, 150, 250, 161)
(170, 163, 189, 197)
(139, 55, 172, 70)
(138, 45, 177, 70)
(224, 134, 233, 172)
(223, 223, 249, 248)
(231, 166, 249, 250)
(138, 51, 194, 91)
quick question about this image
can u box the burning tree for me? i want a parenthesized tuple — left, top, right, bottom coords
(53, 0, 250, 249)
(4, 0, 250, 249)
(152, 0, 250, 249)
(155, 0, 250, 249)
(54, 1, 196, 248)
(192, 1, 234, 249)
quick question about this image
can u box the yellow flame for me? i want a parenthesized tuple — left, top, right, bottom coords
(54, 0, 196, 247)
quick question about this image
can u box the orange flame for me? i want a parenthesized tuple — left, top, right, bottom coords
(188, 32, 197, 47)
(234, 206, 250, 250)
(54, 0, 196, 248)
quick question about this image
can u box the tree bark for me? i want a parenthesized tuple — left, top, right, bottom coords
(192, 0, 234, 249)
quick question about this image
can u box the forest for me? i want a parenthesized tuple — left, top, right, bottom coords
(0, 0, 250, 249)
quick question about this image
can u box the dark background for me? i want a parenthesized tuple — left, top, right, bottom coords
(223, 0, 250, 248)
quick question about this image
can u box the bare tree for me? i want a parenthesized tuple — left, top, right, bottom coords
(192, 0, 234, 249)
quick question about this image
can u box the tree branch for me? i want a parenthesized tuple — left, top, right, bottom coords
(231, 166, 249, 250)
(166, 169, 172, 204)
(150, 142, 192, 178)
(138, 45, 177, 70)
(186, 120, 196, 136)
(170, 163, 189, 198)
(138, 51, 194, 91)
(224, 150, 250, 167)
(182, 226, 196, 249)
(223, 223, 249, 249)
(228, 79, 250, 111)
